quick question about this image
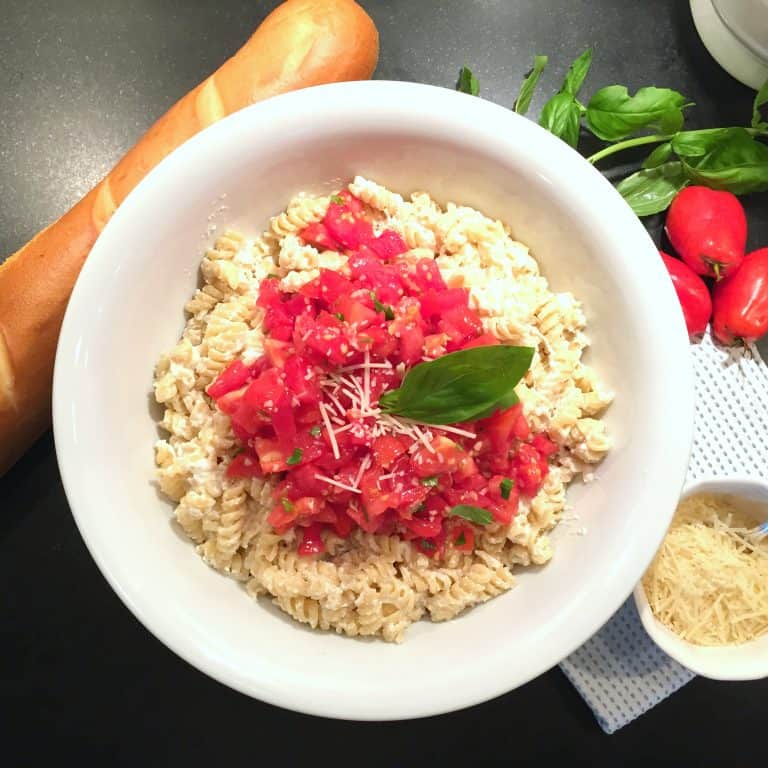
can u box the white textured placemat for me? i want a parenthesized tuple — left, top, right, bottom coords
(559, 331, 768, 734)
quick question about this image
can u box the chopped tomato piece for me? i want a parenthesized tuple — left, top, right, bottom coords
(462, 332, 500, 349)
(531, 434, 558, 458)
(324, 204, 374, 249)
(226, 452, 263, 478)
(207, 359, 252, 399)
(297, 523, 325, 556)
(242, 368, 286, 414)
(372, 435, 409, 468)
(367, 229, 408, 260)
(299, 221, 341, 251)
(264, 339, 292, 369)
(450, 523, 475, 552)
(253, 437, 290, 473)
(334, 294, 379, 327)
(403, 258, 447, 292)
(480, 404, 526, 454)
(397, 324, 425, 366)
(512, 443, 548, 496)
(283, 355, 320, 404)
(411, 436, 463, 477)
(419, 288, 470, 319)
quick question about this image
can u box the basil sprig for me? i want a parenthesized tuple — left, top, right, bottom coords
(514, 55, 548, 116)
(537, 48, 593, 148)
(449, 505, 493, 526)
(753, 80, 768, 130)
(586, 85, 689, 142)
(615, 162, 689, 217)
(378, 345, 533, 424)
(456, 53, 768, 216)
(457, 66, 480, 96)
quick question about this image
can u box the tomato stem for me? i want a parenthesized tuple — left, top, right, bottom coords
(586, 134, 669, 164)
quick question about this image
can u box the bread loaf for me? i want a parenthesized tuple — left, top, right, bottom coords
(0, 0, 378, 475)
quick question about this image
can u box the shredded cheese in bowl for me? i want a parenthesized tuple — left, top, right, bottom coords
(643, 493, 768, 646)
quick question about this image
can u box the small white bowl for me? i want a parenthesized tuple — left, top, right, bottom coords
(634, 476, 768, 681)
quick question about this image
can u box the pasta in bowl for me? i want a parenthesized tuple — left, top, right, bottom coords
(53, 81, 692, 719)
(153, 177, 613, 642)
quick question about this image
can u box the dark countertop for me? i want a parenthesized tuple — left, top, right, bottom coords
(1, 1, 765, 764)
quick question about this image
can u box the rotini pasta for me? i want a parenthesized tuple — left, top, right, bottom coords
(153, 177, 613, 643)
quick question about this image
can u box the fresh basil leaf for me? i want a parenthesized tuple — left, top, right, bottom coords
(561, 48, 593, 98)
(641, 142, 673, 169)
(330, 194, 344, 204)
(678, 127, 768, 194)
(281, 497, 294, 513)
(670, 127, 734, 158)
(449, 505, 493, 526)
(420, 476, 439, 487)
(586, 85, 689, 141)
(378, 345, 534, 424)
(616, 162, 689, 217)
(659, 106, 685, 136)
(752, 78, 768, 129)
(500, 478, 514, 500)
(310, 425, 322, 437)
(286, 448, 303, 466)
(455, 531, 467, 546)
(539, 92, 582, 148)
(514, 54, 548, 115)
(457, 66, 480, 96)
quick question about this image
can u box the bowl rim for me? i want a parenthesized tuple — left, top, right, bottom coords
(53, 79, 695, 719)
(634, 474, 768, 681)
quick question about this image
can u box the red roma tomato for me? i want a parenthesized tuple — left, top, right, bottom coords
(665, 186, 747, 280)
(659, 251, 712, 337)
(712, 248, 768, 345)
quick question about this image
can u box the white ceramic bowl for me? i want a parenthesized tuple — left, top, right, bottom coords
(53, 81, 694, 719)
(635, 476, 768, 680)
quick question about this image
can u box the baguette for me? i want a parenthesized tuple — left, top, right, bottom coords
(0, 0, 378, 476)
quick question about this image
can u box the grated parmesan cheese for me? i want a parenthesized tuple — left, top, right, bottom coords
(643, 493, 768, 646)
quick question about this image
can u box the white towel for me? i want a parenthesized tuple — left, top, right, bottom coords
(559, 331, 768, 733)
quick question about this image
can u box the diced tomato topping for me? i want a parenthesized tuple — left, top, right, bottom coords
(253, 438, 291, 474)
(411, 436, 463, 477)
(419, 288, 470, 319)
(325, 203, 374, 249)
(531, 434, 558, 458)
(512, 443, 548, 497)
(210, 188, 556, 556)
(451, 523, 475, 552)
(207, 359, 252, 399)
(297, 523, 325, 556)
(264, 339, 292, 368)
(226, 451, 263, 479)
(367, 229, 408, 260)
(462, 332, 500, 350)
(372, 436, 409, 468)
(299, 221, 341, 251)
(334, 294, 379, 327)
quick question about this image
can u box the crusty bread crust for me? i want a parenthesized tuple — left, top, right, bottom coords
(0, 0, 378, 476)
